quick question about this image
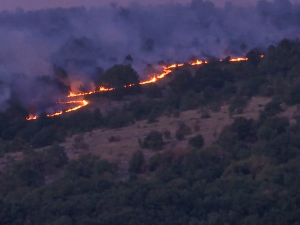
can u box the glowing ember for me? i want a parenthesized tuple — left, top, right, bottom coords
(26, 55, 263, 121)
(26, 100, 89, 120)
(229, 57, 248, 62)
(26, 115, 38, 120)
(47, 111, 63, 117)
(65, 100, 89, 113)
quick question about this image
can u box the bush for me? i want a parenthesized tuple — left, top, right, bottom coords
(73, 134, 89, 151)
(162, 129, 171, 139)
(175, 129, 185, 141)
(263, 98, 284, 117)
(145, 84, 163, 99)
(107, 110, 134, 128)
(172, 110, 181, 118)
(229, 96, 249, 115)
(188, 134, 204, 149)
(147, 111, 159, 124)
(201, 111, 211, 119)
(107, 136, 121, 143)
(128, 150, 145, 173)
(141, 130, 164, 150)
(178, 123, 192, 135)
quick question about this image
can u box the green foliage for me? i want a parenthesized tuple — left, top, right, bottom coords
(3, 38, 300, 225)
(144, 83, 163, 98)
(286, 82, 300, 105)
(263, 98, 284, 117)
(200, 110, 211, 119)
(180, 90, 199, 110)
(246, 48, 263, 65)
(162, 129, 171, 139)
(147, 110, 159, 124)
(175, 128, 185, 140)
(169, 70, 194, 96)
(188, 134, 204, 149)
(141, 130, 164, 150)
(229, 96, 250, 114)
(94, 64, 140, 89)
(230, 117, 256, 141)
(106, 109, 134, 129)
(44, 143, 69, 170)
(72, 134, 89, 151)
(30, 125, 65, 148)
(65, 154, 100, 179)
(128, 150, 145, 173)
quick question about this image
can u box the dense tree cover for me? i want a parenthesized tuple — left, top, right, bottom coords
(1, 39, 300, 224)
(3, 39, 300, 152)
(94, 64, 140, 89)
(0, 107, 105, 150)
(1, 111, 300, 224)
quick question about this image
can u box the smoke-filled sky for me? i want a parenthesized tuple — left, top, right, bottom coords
(1, 0, 300, 112)
(0, 0, 263, 11)
(2, 0, 300, 11)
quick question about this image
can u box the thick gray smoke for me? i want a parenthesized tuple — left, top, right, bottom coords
(0, 0, 300, 111)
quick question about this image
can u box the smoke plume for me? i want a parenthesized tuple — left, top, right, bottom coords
(0, 0, 300, 111)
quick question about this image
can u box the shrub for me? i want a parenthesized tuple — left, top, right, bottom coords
(141, 130, 164, 150)
(229, 96, 249, 115)
(263, 98, 284, 117)
(178, 123, 192, 135)
(73, 134, 89, 151)
(107, 136, 121, 143)
(175, 129, 185, 141)
(128, 150, 145, 173)
(201, 111, 211, 119)
(162, 129, 171, 139)
(193, 122, 200, 131)
(147, 111, 159, 124)
(188, 134, 204, 149)
(145, 84, 163, 99)
(172, 110, 181, 118)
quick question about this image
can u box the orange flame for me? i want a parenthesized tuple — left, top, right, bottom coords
(229, 57, 248, 62)
(26, 55, 263, 121)
(65, 100, 89, 113)
(26, 115, 38, 120)
(26, 100, 89, 120)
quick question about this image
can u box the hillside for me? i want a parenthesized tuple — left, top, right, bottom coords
(1, 39, 300, 224)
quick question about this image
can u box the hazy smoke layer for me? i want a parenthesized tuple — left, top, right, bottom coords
(0, 0, 300, 111)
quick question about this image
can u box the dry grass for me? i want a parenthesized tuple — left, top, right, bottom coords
(3, 96, 299, 172)
(63, 97, 275, 168)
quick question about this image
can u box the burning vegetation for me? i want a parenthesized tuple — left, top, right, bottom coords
(26, 56, 252, 120)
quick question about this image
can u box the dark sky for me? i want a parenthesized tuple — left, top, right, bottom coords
(0, 0, 266, 11)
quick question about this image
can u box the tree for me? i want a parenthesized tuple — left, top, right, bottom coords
(189, 134, 204, 149)
(263, 98, 284, 117)
(246, 48, 262, 65)
(144, 83, 163, 99)
(128, 150, 145, 173)
(141, 130, 164, 150)
(94, 64, 140, 89)
(169, 70, 194, 96)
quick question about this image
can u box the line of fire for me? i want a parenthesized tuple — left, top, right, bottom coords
(26, 56, 261, 121)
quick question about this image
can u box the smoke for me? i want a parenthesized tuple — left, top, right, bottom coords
(0, 0, 300, 111)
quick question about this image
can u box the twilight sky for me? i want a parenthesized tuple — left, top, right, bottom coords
(0, 0, 267, 11)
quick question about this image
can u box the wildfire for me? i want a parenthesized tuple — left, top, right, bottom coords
(65, 100, 89, 113)
(68, 86, 114, 97)
(229, 57, 248, 62)
(26, 115, 38, 120)
(26, 55, 261, 121)
(26, 100, 89, 120)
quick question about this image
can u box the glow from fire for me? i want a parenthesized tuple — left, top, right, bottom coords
(26, 100, 89, 120)
(229, 57, 248, 62)
(26, 56, 260, 121)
